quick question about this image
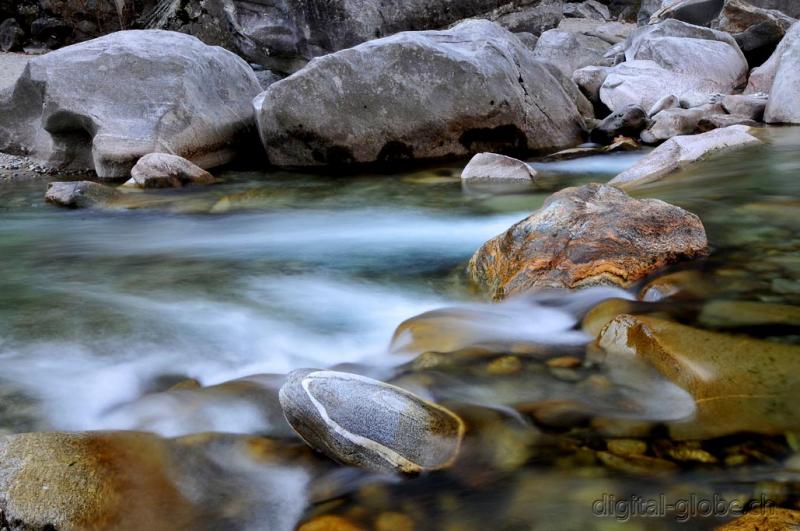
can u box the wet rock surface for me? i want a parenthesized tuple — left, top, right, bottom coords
(279, 369, 465, 474)
(460, 153, 538, 183)
(596, 314, 800, 439)
(0, 431, 319, 531)
(611, 125, 762, 188)
(44, 180, 120, 209)
(125, 153, 215, 189)
(255, 20, 585, 168)
(0, 31, 261, 179)
(468, 183, 709, 299)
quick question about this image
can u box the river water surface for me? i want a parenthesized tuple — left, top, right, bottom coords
(1, 128, 799, 529)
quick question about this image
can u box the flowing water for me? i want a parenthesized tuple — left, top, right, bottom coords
(0, 128, 799, 529)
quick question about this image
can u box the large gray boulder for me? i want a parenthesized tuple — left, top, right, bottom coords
(0, 30, 262, 179)
(745, 21, 800, 93)
(160, 0, 564, 74)
(756, 22, 800, 123)
(600, 20, 748, 112)
(532, 28, 612, 76)
(279, 369, 465, 474)
(625, 19, 748, 90)
(255, 20, 586, 168)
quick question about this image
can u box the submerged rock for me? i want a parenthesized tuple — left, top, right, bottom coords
(461, 153, 538, 183)
(610, 125, 761, 189)
(468, 183, 708, 299)
(124, 153, 215, 189)
(101, 374, 296, 438)
(596, 314, 800, 439)
(0, 431, 318, 531)
(279, 369, 465, 474)
(255, 20, 585, 167)
(45, 180, 121, 209)
(0, 30, 261, 179)
(718, 508, 800, 530)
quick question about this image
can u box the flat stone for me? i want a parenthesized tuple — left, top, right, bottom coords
(279, 369, 465, 474)
(461, 152, 537, 183)
(44, 180, 121, 208)
(468, 183, 708, 299)
(610, 125, 761, 189)
(124, 153, 215, 189)
(596, 314, 800, 439)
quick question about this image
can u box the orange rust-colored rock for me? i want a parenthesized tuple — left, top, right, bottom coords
(468, 183, 708, 299)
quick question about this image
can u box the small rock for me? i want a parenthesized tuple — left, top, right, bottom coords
(695, 113, 758, 133)
(596, 450, 678, 475)
(572, 65, 610, 104)
(721, 93, 768, 120)
(279, 369, 465, 474)
(606, 438, 648, 457)
(610, 125, 761, 189)
(460, 153, 537, 183)
(44, 181, 121, 209)
(124, 153, 215, 189)
(563, 0, 611, 20)
(468, 183, 708, 298)
(589, 104, 647, 144)
(648, 94, 680, 118)
(641, 105, 715, 144)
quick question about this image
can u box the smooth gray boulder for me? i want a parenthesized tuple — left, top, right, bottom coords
(764, 23, 800, 123)
(640, 105, 719, 144)
(625, 19, 749, 91)
(745, 21, 800, 93)
(610, 125, 761, 189)
(573, 65, 611, 104)
(0, 30, 262, 179)
(279, 369, 465, 474)
(255, 20, 586, 168)
(557, 19, 637, 45)
(532, 28, 612, 76)
(45, 181, 121, 209)
(600, 60, 728, 113)
(600, 20, 748, 112)
(205, 0, 564, 74)
(721, 93, 768, 120)
(124, 153, 215, 189)
(461, 152, 538, 182)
